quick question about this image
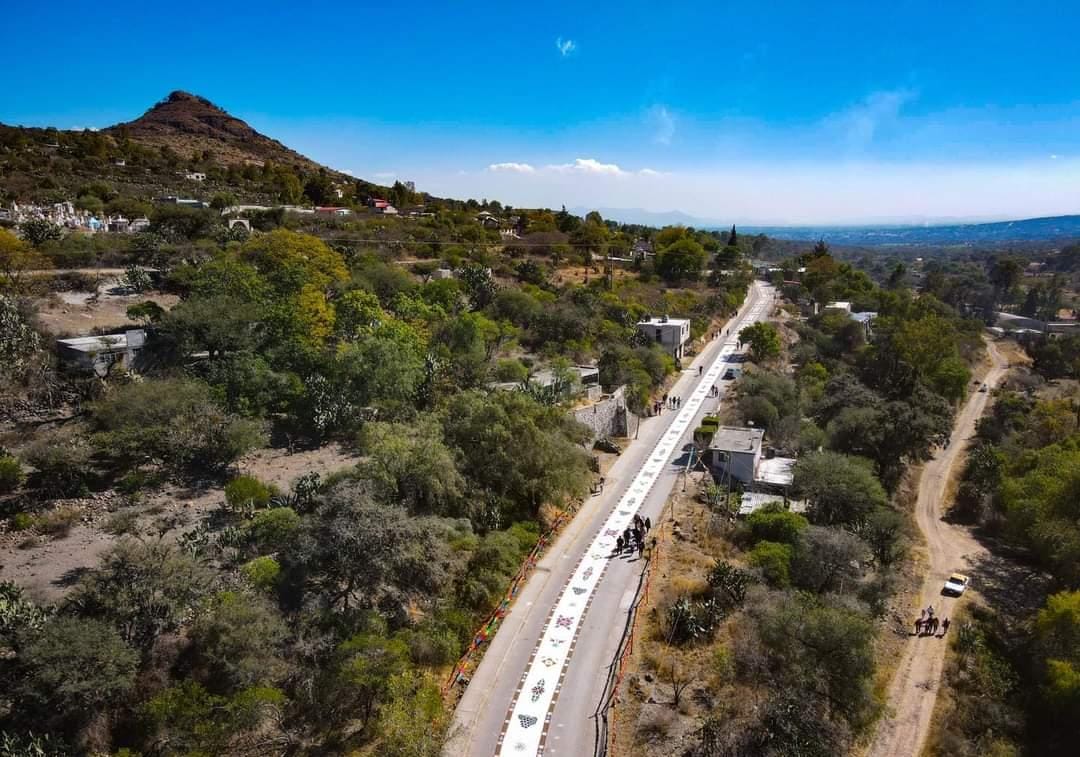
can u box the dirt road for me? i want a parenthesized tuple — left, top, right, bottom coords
(867, 339, 1008, 757)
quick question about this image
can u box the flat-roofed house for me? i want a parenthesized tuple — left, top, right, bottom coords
(57, 330, 147, 377)
(706, 425, 797, 491)
(636, 315, 691, 359)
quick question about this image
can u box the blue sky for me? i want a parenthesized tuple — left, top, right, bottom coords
(4, 0, 1080, 224)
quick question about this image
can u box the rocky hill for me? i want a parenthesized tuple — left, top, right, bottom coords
(0, 91, 365, 206)
(105, 91, 324, 172)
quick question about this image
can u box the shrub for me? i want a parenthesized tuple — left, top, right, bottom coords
(116, 468, 163, 495)
(240, 556, 281, 591)
(745, 506, 808, 545)
(748, 541, 793, 587)
(225, 475, 276, 511)
(495, 358, 529, 383)
(247, 507, 300, 549)
(103, 509, 140, 536)
(10, 512, 33, 531)
(22, 431, 95, 498)
(34, 506, 81, 538)
(87, 378, 266, 475)
(399, 623, 460, 667)
(0, 456, 24, 493)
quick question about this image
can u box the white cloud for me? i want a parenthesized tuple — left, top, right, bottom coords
(440, 156, 1080, 226)
(829, 88, 916, 150)
(373, 171, 396, 180)
(341, 169, 354, 176)
(488, 162, 536, 173)
(549, 158, 626, 176)
(555, 37, 576, 57)
(486, 158, 663, 179)
(1050, 153, 1060, 160)
(648, 105, 676, 145)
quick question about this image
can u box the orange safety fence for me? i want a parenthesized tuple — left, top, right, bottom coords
(441, 497, 584, 696)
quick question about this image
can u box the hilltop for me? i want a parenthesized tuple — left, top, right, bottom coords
(104, 90, 323, 172)
(0, 91, 362, 206)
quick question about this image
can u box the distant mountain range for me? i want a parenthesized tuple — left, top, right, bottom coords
(585, 207, 1080, 246)
(739, 216, 1080, 246)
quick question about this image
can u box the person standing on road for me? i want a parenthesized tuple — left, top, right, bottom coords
(699, 366, 703, 376)
(941, 618, 950, 636)
(615, 536, 624, 554)
(644, 517, 651, 532)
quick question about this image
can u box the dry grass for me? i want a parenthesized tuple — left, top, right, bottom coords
(610, 485, 739, 757)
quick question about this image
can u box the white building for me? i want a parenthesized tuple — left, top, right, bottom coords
(637, 316, 691, 359)
(57, 330, 147, 376)
(706, 426, 796, 490)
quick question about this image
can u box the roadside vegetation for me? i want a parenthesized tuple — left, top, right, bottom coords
(0, 189, 754, 755)
(618, 243, 985, 756)
(928, 360, 1080, 756)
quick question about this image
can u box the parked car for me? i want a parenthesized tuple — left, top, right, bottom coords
(942, 573, 970, 596)
(723, 368, 737, 380)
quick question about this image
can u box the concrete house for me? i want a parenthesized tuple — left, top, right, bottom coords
(705, 425, 796, 491)
(57, 330, 147, 376)
(637, 316, 691, 359)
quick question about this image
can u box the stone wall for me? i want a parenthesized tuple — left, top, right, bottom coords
(572, 385, 633, 442)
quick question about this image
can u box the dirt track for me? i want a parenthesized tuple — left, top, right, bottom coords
(866, 340, 1008, 757)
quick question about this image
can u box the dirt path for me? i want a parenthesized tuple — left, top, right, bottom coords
(867, 339, 1008, 757)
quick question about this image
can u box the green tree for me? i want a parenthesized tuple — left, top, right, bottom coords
(190, 591, 288, 692)
(377, 672, 451, 757)
(0, 296, 43, 384)
(240, 229, 348, 294)
(656, 237, 707, 283)
(145, 681, 286, 756)
(794, 451, 887, 527)
(66, 539, 213, 651)
(16, 616, 138, 726)
(749, 541, 793, 587)
(325, 632, 410, 730)
(739, 321, 782, 362)
(748, 592, 877, 729)
(292, 483, 450, 613)
(745, 505, 808, 545)
(790, 526, 868, 594)
(17, 219, 62, 247)
(87, 378, 265, 473)
(0, 228, 48, 289)
(440, 391, 591, 525)
(358, 417, 466, 516)
(1035, 591, 1080, 712)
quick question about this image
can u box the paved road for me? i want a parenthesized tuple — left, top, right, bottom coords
(867, 339, 1008, 757)
(449, 282, 774, 757)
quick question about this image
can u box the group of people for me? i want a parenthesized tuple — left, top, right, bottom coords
(615, 514, 652, 557)
(914, 606, 950, 637)
(665, 394, 683, 410)
(708, 385, 720, 397)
